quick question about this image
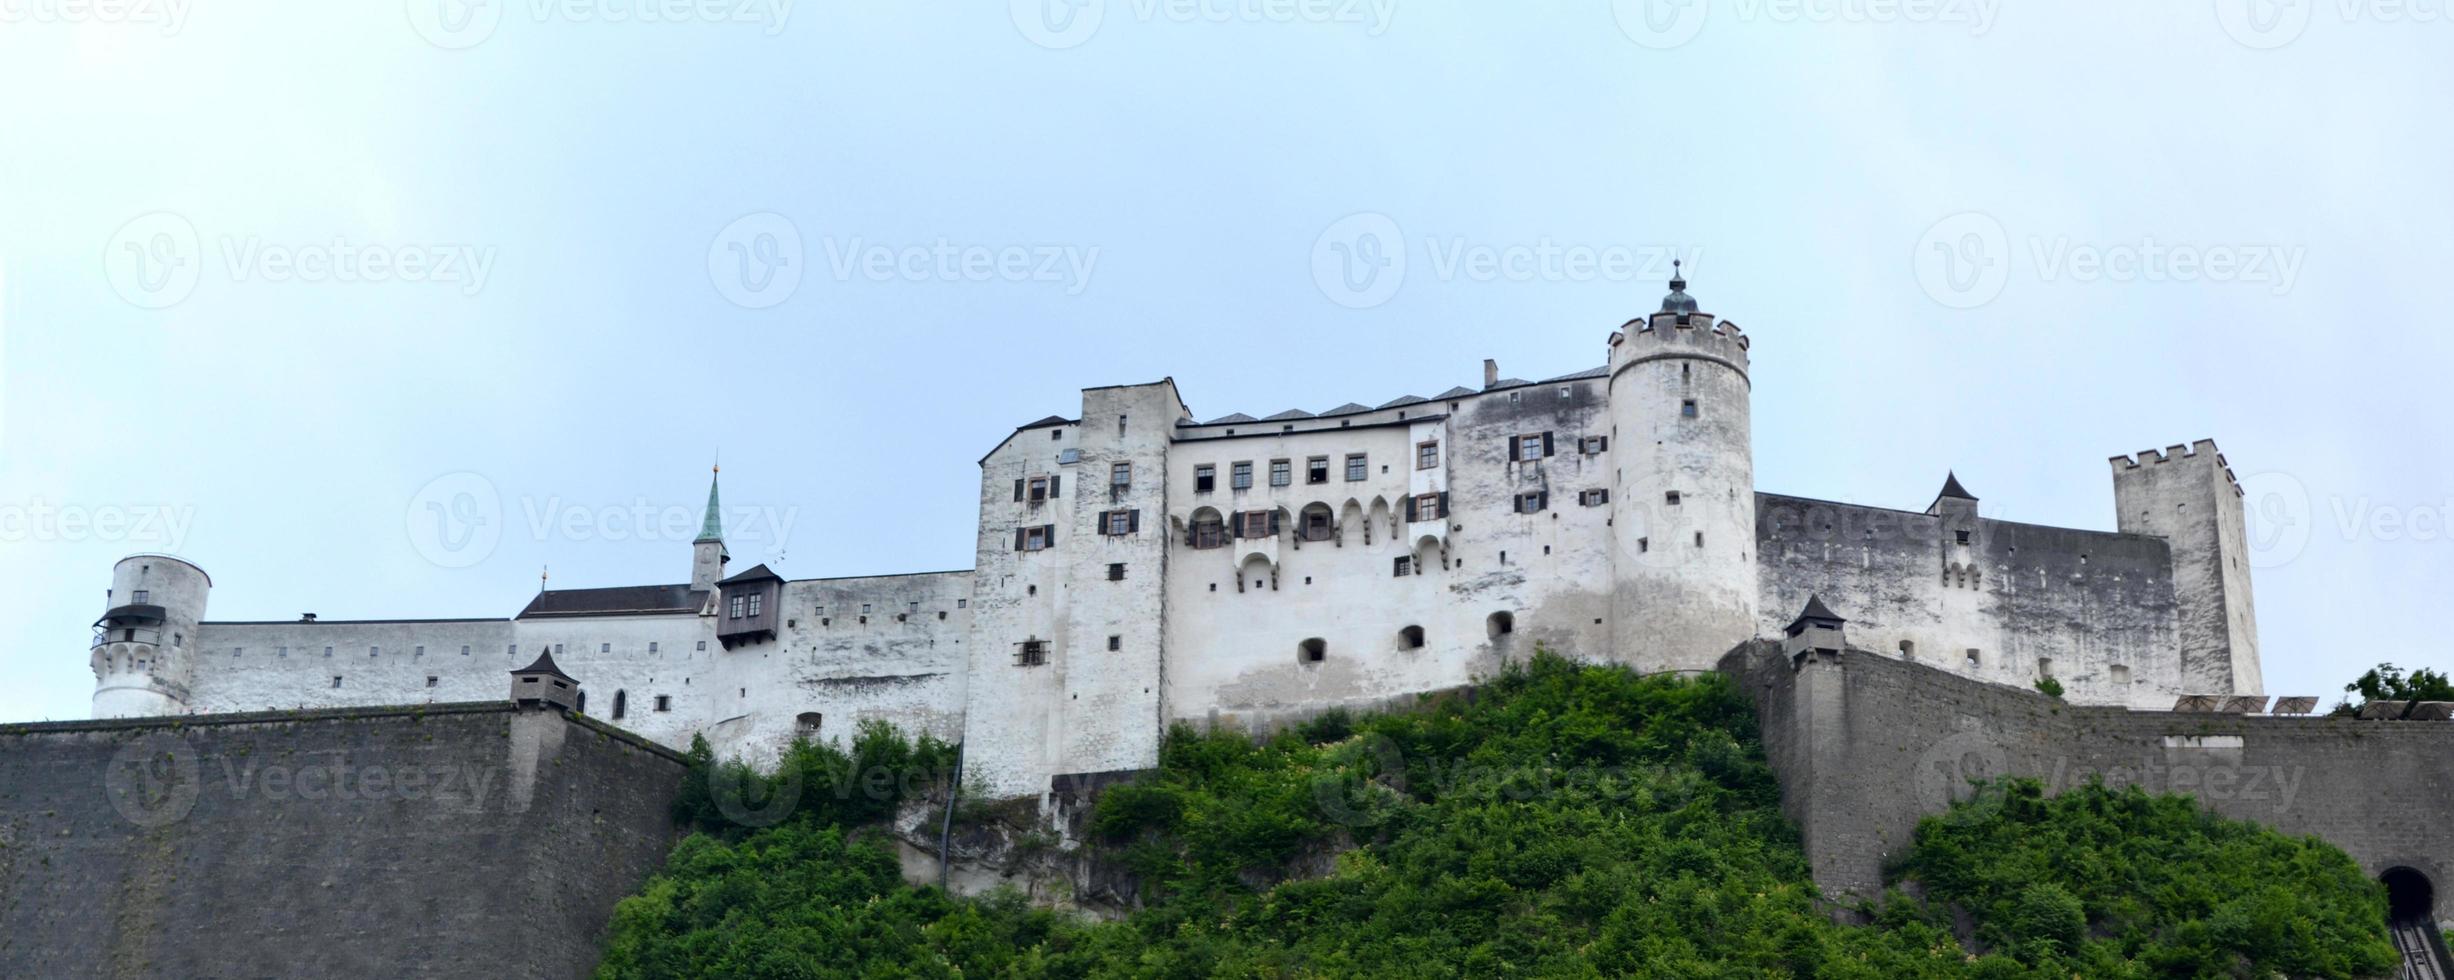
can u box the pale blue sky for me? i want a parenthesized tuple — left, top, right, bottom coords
(2, 2, 2448, 721)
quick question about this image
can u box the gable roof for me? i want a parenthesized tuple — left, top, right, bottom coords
(511, 651, 576, 682)
(718, 563, 783, 586)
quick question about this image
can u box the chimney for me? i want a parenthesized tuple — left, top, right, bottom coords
(1483, 359, 1498, 389)
(299, 612, 317, 622)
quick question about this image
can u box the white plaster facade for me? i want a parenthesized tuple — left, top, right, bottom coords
(85, 279, 2266, 798)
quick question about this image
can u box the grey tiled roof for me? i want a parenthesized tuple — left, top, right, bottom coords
(1376, 395, 1428, 409)
(1321, 402, 1373, 416)
(1204, 412, 1259, 425)
(1542, 366, 1609, 382)
(1433, 386, 1479, 399)
(517, 584, 703, 619)
(1261, 409, 1316, 421)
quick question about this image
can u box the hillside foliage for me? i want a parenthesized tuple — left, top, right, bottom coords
(597, 654, 2396, 978)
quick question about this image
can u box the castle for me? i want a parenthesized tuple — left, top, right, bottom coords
(84, 272, 2266, 800)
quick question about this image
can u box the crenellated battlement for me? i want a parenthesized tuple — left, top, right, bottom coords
(1609, 312, 1752, 378)
(2108, 438, 2243, 497)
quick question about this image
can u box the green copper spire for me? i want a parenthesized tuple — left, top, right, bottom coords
(694, 466, 724, 544)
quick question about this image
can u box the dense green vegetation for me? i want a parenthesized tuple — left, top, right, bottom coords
(598, 654, 2396, 978)
(2331, 661, 2454, 716)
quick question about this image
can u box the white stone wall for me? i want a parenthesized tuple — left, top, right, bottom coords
(1608, 313, 1759, 675)
(2113, 441, 2263, 695)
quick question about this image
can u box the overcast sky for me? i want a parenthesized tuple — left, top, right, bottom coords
(2, 2, 2447, 722)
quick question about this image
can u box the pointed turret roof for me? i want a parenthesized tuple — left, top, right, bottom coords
(1937, 471, 1977, 502)
(511, 650, 576, 683)
(1784, 594, 1846, 636)
(694, 467, 725, 544)
(1660, 259, 1699, 314)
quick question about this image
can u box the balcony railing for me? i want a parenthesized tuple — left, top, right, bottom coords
(92, 627, 163, 649)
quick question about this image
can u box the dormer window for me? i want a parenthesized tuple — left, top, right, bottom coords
(728, 595, 746, 619)
(746, 593, 762, 617)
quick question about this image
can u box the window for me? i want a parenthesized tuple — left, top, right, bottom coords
(1050, 428, 1062, 440)
(1027, 476, 1052, 502)
(655, 695, 672, 712)
(1107, 635, 1122, 651)
(1899, 640, 1916, 660)
(1269, 459, 1291, 486)
(1965, 648, 1982, 667)
(1399, 625, 1425, 650)
(1579, 488, 1610, 506)
(797, 711, 823, 734)
(1416, 441, 1440, 470)
(747, 593, 762, 617)
(1103, 509, 1139, 536)
(1297, 638, 1327, 663)
(612, 690, 628, 719)
(648, 642, 658, 653)
(1694, 531, 1705, 547)
(599, 643, 610, 653)
(425, 676, 439, 688)
(1231, 461, 1254, 489)
(1512, 433, 1550, 462)
(1955, 530, 1971, 545)
(1559, 386, 1572, 400)
(1017, 640, 1050, 666)
(1579, 436, 1607, 454)
(1194, 464, 1216, 493)
(1016, 525, 1054, 551)
(1111, 462, 1131, 488)
(1300, 508, 1333, 541)
(861, 603, 872, 614)
(330, 676, 343, 688)
(1487, 611, 1514, 638)
(1345, 454, 1368, 481)
(1407, 493, 1446, 522)
(462, 645, 472, 655)
(696, 640, 707, 650)
(132, 590, 149, 603)
(1107, 563, 1126, 581)
(1306, 457, 1330, 484)
(1393, 555, 1413, 577)
(1190, 514, 1228, 549)
(1237, 510, 1276, 538)
(729, 595, 746, 619)
(1515, 491, 1547, 514)
(1681, 399, 1698, 418)
(2110, 664, 2131, 685)
(1665, 491, 1681, 506)
(2037, 657, 2054, 679)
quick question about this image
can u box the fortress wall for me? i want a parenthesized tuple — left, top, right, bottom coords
(187, 618, 516, 714)
(699, 571, 973, 767)
(0, 704, 685, 980)
(1755, 494, 2182, 707)
(1725, 643, 2454, 922)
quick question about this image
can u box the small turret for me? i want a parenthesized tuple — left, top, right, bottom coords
(90, 555, 211, 718)
(509, 651, 581, 712)
(691, 465, 729, 593)
(1782, 594, 1848, 666)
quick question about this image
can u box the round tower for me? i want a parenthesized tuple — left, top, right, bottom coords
(1606, 265, 1759, 673)
(90, 554, 211, 718)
